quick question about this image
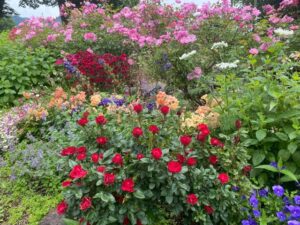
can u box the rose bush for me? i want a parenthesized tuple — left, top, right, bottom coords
(57, 95, 252, 224)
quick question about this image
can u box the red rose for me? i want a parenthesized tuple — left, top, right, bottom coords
(77, 146, 87, 154)
(95, 115, 107, 125)
(123, 217, 130, 225)
(97, 166, 105, 173)
(186, 157, 197, 166)
(204, 205, 214, 214)
(201, 128, 210, 136)
(186, 194, 198, 205)
(112, 153, 123, 166)
(180, 135, 192, 146)
(235, 119, 242, 129)
(82, 111, 89, 118)
(197, 123, 209, 132)
(243, 165, 252, 173)
(167, 161, 182, 173)
(96, 136, 108, 145)
(177, 154, 185, 163)
(104, 173, 115, 185)
(61, 146, 76, 156)
(69, 165, 88, 179)
(133, 104, 143, 113)
(57, 200, 68, 215)
(218, 173, 229, 184)
(210, 137, 224, 147)
(137, 219, 143, 225)
(151, 148, 163, 160)
(196, 133, 206, 142)
(149, 125, 159, 134)
(80, 197, 92, 211)
(62, 180, 72, 187)
(137, 153, 144, 160)
(121, 178, 135, 192)
(77, 117, 88, 126)
(209, 155, 218, 165)
(132, 127, 143, 138)
(76, 153, 86, 161)
(160, 106, 170, 115)
(91, 153, 100, 163)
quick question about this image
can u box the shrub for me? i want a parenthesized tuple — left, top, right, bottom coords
(56, 96, 251, 225)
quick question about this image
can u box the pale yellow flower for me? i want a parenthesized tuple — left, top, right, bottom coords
(90, 94, 101, 107)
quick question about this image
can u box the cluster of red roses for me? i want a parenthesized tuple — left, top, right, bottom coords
(66, 51, 130, 88)
(57, 103, 245, 224)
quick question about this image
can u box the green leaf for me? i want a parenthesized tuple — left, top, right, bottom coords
(256, 130, 267, 141)
(288, 142, 298, 154)
(166, 195, 173, 204)
(275, 132, 289, 141)
(100, 193, 116, 203)
(280, 169, 299, 183)
(62, 218, 79, 225)
(255, 165, 278, 173)
(68, 159, 77, 168)
(252, 151, 266, 166)
(133, 189, 145, 199)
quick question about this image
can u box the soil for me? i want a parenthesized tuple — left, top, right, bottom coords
(39, 210, 63, 225)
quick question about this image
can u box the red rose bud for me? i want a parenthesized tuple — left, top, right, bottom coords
(62, 180, 72, 187)
(176, 154, 185, 164)
(121, 178, 135, 193)
(148, 125, 159, 134)
(132, 127, 143, 138)
(104, 173, 115, 185)
(91, 153, 100, 163)
(69, 165, 88, 179)
(77, 117, 88, 126)
(95, 115, 107, 125)
(123, 217, 130, 225)
(167, 161, 182, 173)
(204, 205, 214, 214)
(160, 105, 170, 115)
(112, 153, 123, 166)
(186, 194, 198, 205)
(218, 173, 229, 184)
(137, 219, 143, 225)
(76, 153, 86, 161)
(97, 166, 105, 173)
(243, 165, 252, 173)
(234, 135, 240, 145)
(57, 200, 68, 215)
(80, 197, 92, 211)
(180, 135, 192, 146)
(209, 155, 218, 165)
(133, 104, 143, 113)
(196, 133, 206, 142)
(61, 146, 76, 156)
(197, 123, 209, 132)
(76, 146, 87, 154)
(235, 119, 242, 130)
(82, 111, 89, 118)
(151, 148, 163, 160)
(96, 136, 108, 145)
(210, 137, 224, 148)
(176, 110, 182, 117)
(136, 153, 144, 160)
(186, 157, 197, 166)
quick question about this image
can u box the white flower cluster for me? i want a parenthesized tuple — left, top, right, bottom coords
(179, 50, 197, 60)
(215, 60, 240, 70)
(274, 28, 294, 37)
(211, 41, 228, 50)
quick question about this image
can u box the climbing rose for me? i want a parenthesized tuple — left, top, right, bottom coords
(186, 157, 197, 166)
(180, 135, 192, 146)
(95, 115, 107, 125)
(62, 180, 72, 187)
(76, 153, 86, 161)
(210, 137, 224, 147)
(167, 161, 182, 173)
(104, 173, 115, 185)
(151, 148, 163, 160)
(121, 178, 135, 192)
(96, 136, 108, 145)
(136, 153, 144, 160)
(61, 146, 76, 156)
(112, 153, 123, 166)
(80, 197, 92, 211)
(218, 173, 230, 184)
(77, 117, 88, 126)
(204, 205, 214, 214)
(133, 104, 143, 113)
(149, 125, 159, 134)
(91, 153, 100, 163)
(132, 127, 143, 138)
(186, 194, 198, 205)
(197, 123, 209, 131)
(57, 200, 68, 215)
(160, 106, 170, 115)
(69, 165, 88, 179)
(97, 166, 105, 173)
(209, 155, 218, 165)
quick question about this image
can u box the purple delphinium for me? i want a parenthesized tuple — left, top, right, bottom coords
(273, 185, 284, 197)
(253, 210, 261, 218)
(288, 220, 300, 225)
(276, 211, 286, 222)
(112, 96, 125, 107)
(287, 205, 300, 219)
(294, 196, 300, 205)
(232, 186, 240, 192)
(249, 194, 259, 208)
(258, 188, 268, 197)
(146, 102, 155, 111)
(100, 98, 112, 106)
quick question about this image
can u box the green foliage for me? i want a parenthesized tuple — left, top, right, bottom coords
(0, 37, 58, 106)
(0, 17, 15, 32)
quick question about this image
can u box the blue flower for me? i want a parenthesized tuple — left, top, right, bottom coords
(270, 162, 278, 168)
(258, 188, 268, 197)
(287, 205, 300, 219)
(294, 196, 300, 205)
(253, 210, 261, 218)
(100, 98, 112, 106)
(288, 220, 300, 225)
(241, 220, 250, 225)
(273, 185, 284, 197)
(146, 102, 155, 111)
(249, 194, 259, 208)
(283, 196, 290, 205)
(276, 211, 286, 221)
(112, 97, 125, 107)
(232, 186, 240, 192)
